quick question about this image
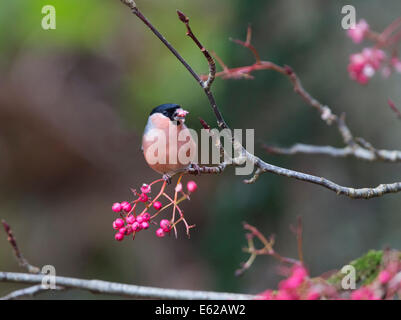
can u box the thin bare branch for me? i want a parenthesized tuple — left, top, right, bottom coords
(388, 98, 401, 119)
(263, 143, 401, 162)
(0, 284, 64, 300)
(0, 272, 254, 300)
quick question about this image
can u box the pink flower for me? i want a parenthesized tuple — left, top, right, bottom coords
(351, 287, 378, 300)
(391, 57, 401, 73)
(306, 290, 320, 300)
(348, 48, 386, 84)
(378, 270, 392, 284)
(256, 290, 274, 300)
(275, 290, 296, 300)
(347, 19, 369, 44)
(279, 265, 308, 290)
(362, 48, 385, 70)
(175, 183, 183, 193)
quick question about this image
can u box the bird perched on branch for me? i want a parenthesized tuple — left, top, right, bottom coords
(142, 103, 197, 181)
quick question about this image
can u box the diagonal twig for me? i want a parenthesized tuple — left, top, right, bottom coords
(1, 220, 40, 274)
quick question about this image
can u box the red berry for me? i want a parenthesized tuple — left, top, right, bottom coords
(121, 202, 132, 212)
(115, 233, 124, 241)
(125, 225, 133, 235)
(112, 202, 122, 213)
(156, 228, 165, 238)
(139, 193, 148, 202)
(136, 216, 144, 224)
(160, 219, 171, 232)
(126, 215, 136, 224)
(141, 221, 150, 230)
(140, 184, 151, 194)
(113, 218, 124, 230)
(118, 227, 127, 234)
(132, 221, 140, 232)
(187, 181, 197, 193)
(142, 212, 150, 222)
(153, 201, 162, 210)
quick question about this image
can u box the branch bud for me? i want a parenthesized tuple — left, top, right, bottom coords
(177, 10, 189, 23)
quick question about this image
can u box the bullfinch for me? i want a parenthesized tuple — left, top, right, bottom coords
(142, 103, 197, 179)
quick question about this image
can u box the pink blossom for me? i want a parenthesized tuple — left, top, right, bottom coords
(379, 270, 392, 284)
(348, 48, 386, 84)
(306, 290, 320, 300)
(279, 265, 307, 290)
(351, 287, 378, 300)
(391, 57, 401, 73)
(347, 19, 369, 44)
(256, 290, 274, 300)
(175, 183, 183, 193)
(276, 290, 296, 300)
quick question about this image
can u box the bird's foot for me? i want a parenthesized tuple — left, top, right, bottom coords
(162, 174, 172, 184)
(188, 163, 201, 175)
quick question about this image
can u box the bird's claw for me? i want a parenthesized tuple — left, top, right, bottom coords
(162, 174, 172, 184)
(188, 163, 201, 175)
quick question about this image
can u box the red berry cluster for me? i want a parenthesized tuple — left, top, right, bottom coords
(111, 178, 197, 241)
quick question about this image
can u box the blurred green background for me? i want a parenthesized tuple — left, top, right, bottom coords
(0, 0, 400, 299)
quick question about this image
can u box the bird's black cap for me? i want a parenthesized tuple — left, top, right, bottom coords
(150, 103, 181, 121)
